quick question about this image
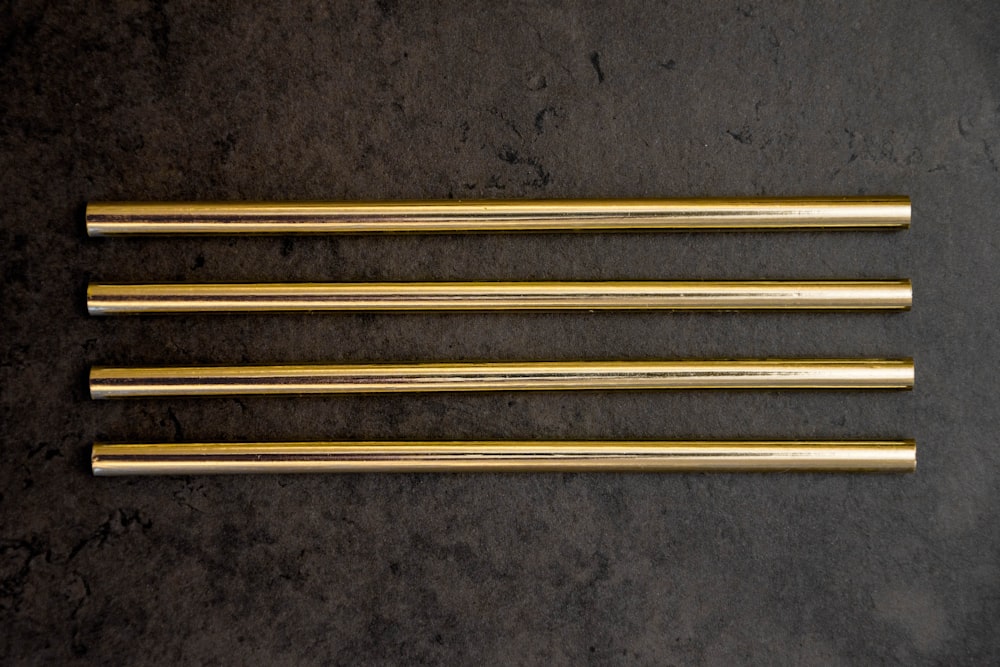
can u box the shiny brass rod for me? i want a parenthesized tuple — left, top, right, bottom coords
(91, 440, 916, 475)
(85, 197, 910, 235)
(87, 280, 912, 314)
(89, 359, 914, 398)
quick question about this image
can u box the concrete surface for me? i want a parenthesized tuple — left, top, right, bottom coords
(1, 1, 998, 663)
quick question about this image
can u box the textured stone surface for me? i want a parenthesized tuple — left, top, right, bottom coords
(1, 1, 998, 663)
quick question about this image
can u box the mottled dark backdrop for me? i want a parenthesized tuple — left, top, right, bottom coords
(2, 1, 998, 664)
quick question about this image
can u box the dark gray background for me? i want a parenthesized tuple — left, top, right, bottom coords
(2, 1, 997, 663)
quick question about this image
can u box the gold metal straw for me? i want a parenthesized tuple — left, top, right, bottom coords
(90, 440, 916, 474)
(86, 280, 912, 314)
(89, 359, 914, 398)
(85, 197, 910, 235)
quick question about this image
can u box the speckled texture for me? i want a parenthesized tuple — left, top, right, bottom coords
(2, 1, 998, 663)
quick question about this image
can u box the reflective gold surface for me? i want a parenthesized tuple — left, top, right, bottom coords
(91, 440, 916, 474)
(89, 359, 914, 398)
(87, 280, 912, 314)
(86, 197, 910, 235)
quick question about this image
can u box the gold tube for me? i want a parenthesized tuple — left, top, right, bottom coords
(86, 280, 912, 314)
(85, 197, 910, 235)
(90, 440, 916, 475)
(89, 359, 914, 398)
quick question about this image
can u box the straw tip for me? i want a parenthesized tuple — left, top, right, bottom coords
(85, 202, 119, 237)
(85, 283, 100, 315)
(88, 368, 105, 400)
(85, 202, 99, 237)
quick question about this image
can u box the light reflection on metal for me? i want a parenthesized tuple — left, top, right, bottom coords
(86, 197, 911, 235)
(89, 359, 915, 398)
(91, 440, 917, 475)
(86, 280, 912, 314)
